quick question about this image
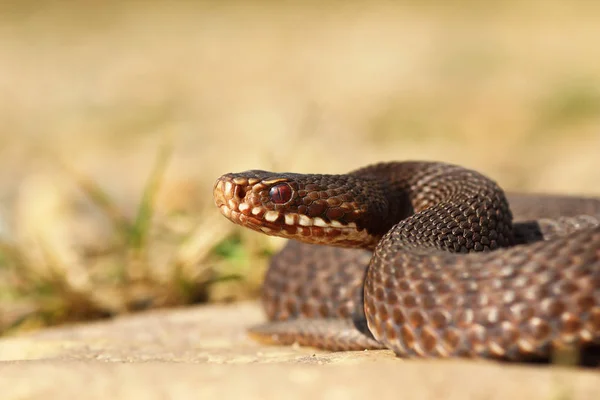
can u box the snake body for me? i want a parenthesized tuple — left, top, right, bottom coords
(213, 161, 600, 361)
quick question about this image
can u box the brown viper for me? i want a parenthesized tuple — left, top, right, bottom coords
(213, 161, 600, 363)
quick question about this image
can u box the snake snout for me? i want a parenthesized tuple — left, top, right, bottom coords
(213, 175, 244, 211)
(212, 177, 228, 209)
(213, 175, 259, 228)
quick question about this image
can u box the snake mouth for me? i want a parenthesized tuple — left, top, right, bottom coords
(219, 203, 375, 246)
(213, 175, 377, 247)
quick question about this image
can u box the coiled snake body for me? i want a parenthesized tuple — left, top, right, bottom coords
(213, 161, 600, 361)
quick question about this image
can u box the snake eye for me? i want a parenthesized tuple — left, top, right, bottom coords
(269, 183, 292, 204)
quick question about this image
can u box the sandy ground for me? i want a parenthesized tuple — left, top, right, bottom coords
(1, 301, 599, 400)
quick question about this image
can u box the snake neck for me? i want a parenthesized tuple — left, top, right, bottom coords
(352, 161, 516, 253)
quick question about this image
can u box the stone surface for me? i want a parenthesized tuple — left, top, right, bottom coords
(0, 301, 598, 400)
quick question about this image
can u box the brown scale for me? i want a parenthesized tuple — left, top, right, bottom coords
(213, 161, 600, 363)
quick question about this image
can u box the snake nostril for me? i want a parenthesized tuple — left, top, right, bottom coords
(233, 185, 246, 200)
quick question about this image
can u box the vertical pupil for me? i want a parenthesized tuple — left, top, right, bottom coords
(269, 184, 292, 204)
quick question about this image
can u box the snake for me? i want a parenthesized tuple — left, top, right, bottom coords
(213, 161, 600, 362)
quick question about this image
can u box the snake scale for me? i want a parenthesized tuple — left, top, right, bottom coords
(213, 161, 600, 362)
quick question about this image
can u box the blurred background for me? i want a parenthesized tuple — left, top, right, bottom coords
(1, 0, 600, 334)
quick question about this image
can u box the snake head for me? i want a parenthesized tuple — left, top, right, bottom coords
(213, 170, 389, 248)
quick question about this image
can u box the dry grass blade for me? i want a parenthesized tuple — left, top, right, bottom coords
(62, 163, 131, 241)
(129, 135, 174, 251)
(171, 210, 235, 283)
